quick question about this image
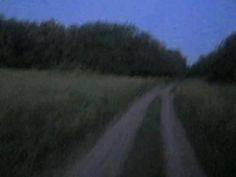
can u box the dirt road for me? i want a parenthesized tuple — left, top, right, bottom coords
(65, 85, 163, 177)
(160, 85, 207, 177)
(65, 85, 207, 177)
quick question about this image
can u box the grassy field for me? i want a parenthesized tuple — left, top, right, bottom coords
(174, 80, 236, 177)
(0, 69, 157, 177)
(121, 98, 165, 177)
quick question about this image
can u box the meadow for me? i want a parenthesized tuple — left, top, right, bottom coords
(0, 69, 156, 177)
(174, 80, 236, 177)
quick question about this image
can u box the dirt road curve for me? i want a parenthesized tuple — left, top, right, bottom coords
(65, 85, 207, 177)
(65, 85, 163, 177)
(160, 85, 207, 177)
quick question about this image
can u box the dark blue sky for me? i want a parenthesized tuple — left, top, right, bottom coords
(0, 0, 236, 64)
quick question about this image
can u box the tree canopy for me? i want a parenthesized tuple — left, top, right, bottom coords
(189, 32, 236, 82)
(0, 16, 186, 76)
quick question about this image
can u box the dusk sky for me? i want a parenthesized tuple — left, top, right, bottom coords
(0, 0, 236, 64)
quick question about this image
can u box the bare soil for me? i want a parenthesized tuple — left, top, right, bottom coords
(64, 85, 163, 177)
(160, 85, 207, 177)
(64, 84, 207, 177)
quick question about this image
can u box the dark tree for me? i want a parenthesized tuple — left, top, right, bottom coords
(0, 16, 187, 76)
(189, 32, 236, 82)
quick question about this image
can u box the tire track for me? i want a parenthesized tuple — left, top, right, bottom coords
(160, 85, 207, 177)
(65, 85, 163, 177)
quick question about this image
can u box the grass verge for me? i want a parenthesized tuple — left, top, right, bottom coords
(174, 79, 236, 177)
(120, 98, 165, 177)
(0, 69, 158, 177)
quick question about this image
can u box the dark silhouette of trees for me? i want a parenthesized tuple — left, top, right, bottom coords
(189, 32, 236, 82)
(0, 16, 186, 76)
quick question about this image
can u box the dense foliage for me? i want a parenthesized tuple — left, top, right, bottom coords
(0, 16, 186, 76)
(189, 32, 236, 82)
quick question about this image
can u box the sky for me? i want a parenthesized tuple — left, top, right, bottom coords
(0, 0, 236, 64)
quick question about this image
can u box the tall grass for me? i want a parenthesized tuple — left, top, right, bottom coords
(0, 69, 156, 177)
(174, 80, 236, 177)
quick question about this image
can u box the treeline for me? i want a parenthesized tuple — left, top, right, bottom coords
(0, 16, 186, 76)
(189, 32, 236, 82)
